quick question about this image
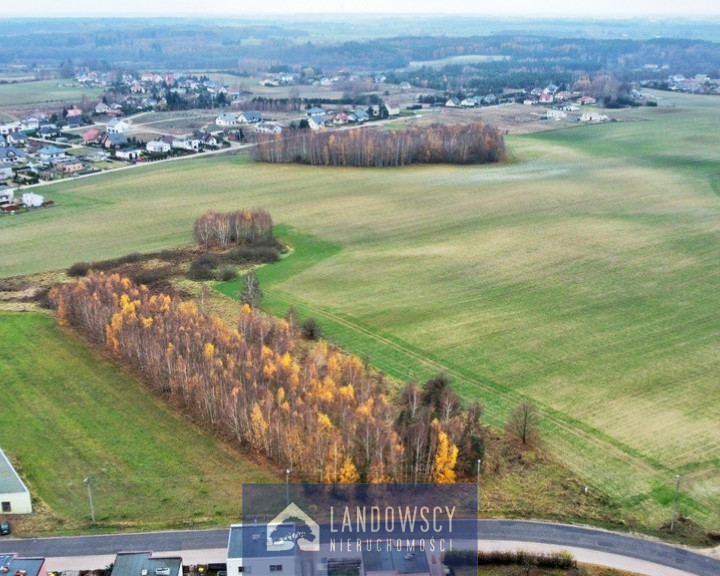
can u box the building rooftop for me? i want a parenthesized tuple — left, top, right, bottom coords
(362, 548, 430, 576)
(0, 554, 46, 576)
(0, 447, 30, 495)
(110, 552, 182, 576)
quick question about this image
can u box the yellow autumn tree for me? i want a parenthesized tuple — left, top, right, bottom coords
(338, 456, 359, 484)
(432, 420, 458, 483)
(250, 402, 269, 452)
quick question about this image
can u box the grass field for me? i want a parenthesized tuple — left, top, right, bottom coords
(2, 90, 720, 533)
(0, 79, 102, 108)
(0, 312, 276, 532)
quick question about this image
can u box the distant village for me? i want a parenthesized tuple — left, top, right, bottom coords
(0, 65, 713, 213)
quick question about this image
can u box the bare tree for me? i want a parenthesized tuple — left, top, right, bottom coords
(240, 270, 263, 309)
(506, 399, 540, 446)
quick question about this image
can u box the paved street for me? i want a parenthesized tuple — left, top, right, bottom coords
(1, 521, 719, 575)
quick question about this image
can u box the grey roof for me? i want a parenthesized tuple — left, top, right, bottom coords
(0, 448, 31, 494)
(110, 552, 182, 576)
(227, 524, 296, 560)
(362, 548, 430, 575)
(0, 555, 46, 576)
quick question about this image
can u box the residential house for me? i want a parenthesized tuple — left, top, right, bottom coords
(307, 115, 326, 130)
(348, 109, 369, 123)
(172, 138, 200, 152)
(0, 166, 12, 181)
(6, 132, 28, 146)
(109, 552, 182, 576)
(332, 112, 349, 125)
(306, 106, 326, 117)
(0, 554, 47, 576)
(384, 101, 400, 116)
(445, 97, 461, 107)
(578, 96, 597, 106)
(580, 112, 609, 123)
(215, 113, 238, 126)
(0, 147, 27, 164)
(254, 123, 283, 135)
(0, 122, 21, 135)
(115, 149, 141, 161)
(227, 523, 299, 576)
(21, 192, 45, 207)
(83, 128, 103, 144)
(66, 107, 82, 119)
(37, 145, 67, 161)
(0, 186, 13, 205)
(38, 124, 60, 138)
(197, 132, 220, 148)
(66, 115, 84, 129)
(237, 111, 264, 124)
(0, 446, 33, 513)
(56, 159, 84, 174)
(546, 109, 567, 121)
(20, 117, 40, 132)
(539, 92, 554, 104)
(107, 118, 131, 134)
(146, 139, 172, 154)
(482, 93, 498, 105)
(102, 133, 128, 149)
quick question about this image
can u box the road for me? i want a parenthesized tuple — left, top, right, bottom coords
(1, 521, 719, 575)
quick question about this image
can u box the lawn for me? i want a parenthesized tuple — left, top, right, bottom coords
(0, 312, 276, 533)
(2, 90, 720, 532)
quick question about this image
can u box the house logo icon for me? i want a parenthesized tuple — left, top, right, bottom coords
(266, 502, 320, 552)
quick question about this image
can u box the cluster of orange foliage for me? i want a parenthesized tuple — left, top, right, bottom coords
(252, 123, 505, 167)
(52, 272, 480, 483)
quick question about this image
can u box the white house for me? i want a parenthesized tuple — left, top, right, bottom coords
(21, 192, 45, 207)
(307, 115, 326, 130)
(254, 123, 283, 134)
(227, 524, 300, 576)
(0, 446, 33, 514)
(146, 140, 172, 154)
(172, 138, 201, 152)
(107, 118, 131, 134)
(546, 109, 567, 120)
(0, 186, 14, 205)
(215, 113, 238, 126)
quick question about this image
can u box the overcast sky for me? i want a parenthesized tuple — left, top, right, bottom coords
(3, 0, 720, 18)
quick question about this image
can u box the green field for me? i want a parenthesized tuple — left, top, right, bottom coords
(2, 90, 720, 532)
(0, 313, 275, 531)
(0, 79, 102, 108)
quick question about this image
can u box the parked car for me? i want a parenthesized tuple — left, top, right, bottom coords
(0, 521, 10, 535)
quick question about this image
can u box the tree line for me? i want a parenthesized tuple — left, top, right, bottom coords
(251, 123, 505, 167)
(50, 272, 485, 483)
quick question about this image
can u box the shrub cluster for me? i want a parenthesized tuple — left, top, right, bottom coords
(252, 123, 505, 167)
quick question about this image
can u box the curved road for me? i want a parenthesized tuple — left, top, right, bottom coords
(1, 521, 719, 576)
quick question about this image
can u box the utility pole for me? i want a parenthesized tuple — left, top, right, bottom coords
(285, 468, 291, 506)
(670, 475, 681, 531)
(477, 459, 482, 510)
(83, 477, 95, 523)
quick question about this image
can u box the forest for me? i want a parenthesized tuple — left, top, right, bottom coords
(51, 271, 485, 484)
(252, 123, 506, 167)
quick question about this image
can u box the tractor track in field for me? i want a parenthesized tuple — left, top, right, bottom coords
(267, 286, 682, 498)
